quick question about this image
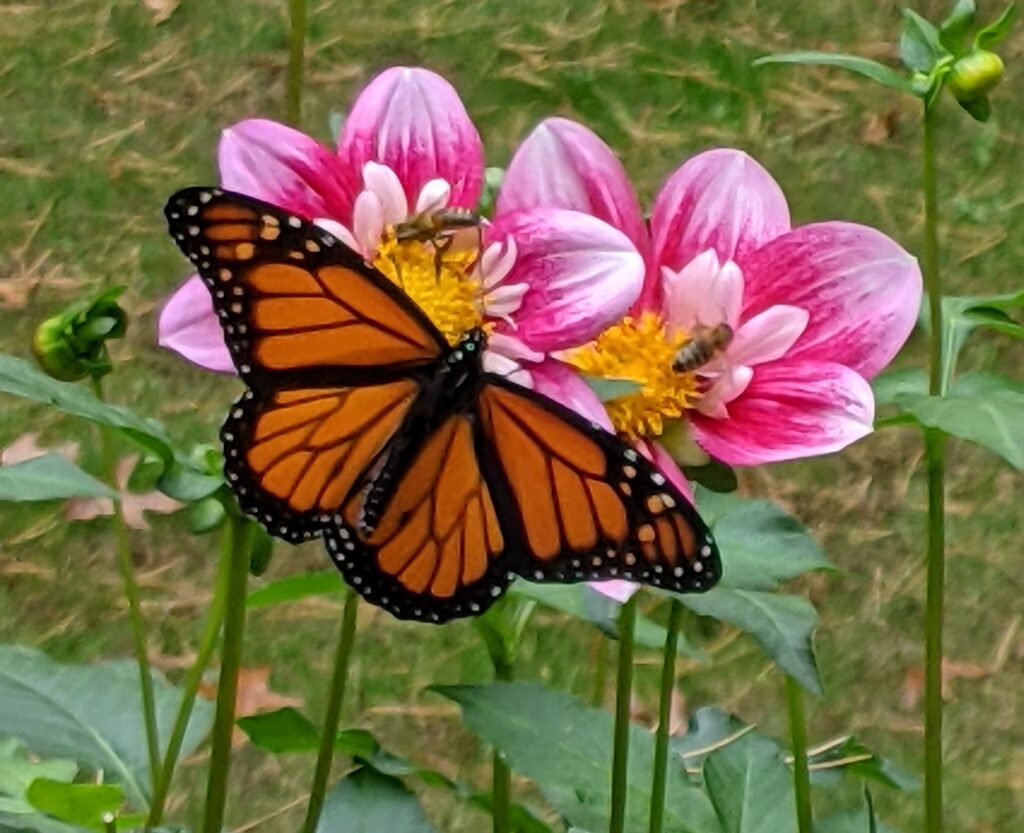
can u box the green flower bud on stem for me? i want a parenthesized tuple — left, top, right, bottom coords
(33, 287, 128, 381)
(947, 49, 1005, 102)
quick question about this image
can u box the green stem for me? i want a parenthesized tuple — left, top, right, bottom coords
(648, 599, 682, 833)
(785, 676, 813, 833)
(591, 634, 610, 708)
(285, 0, 307, 126)
(91, 377, 160, 791)
(201, 514, 252, 833)
(491, 650, 514, 833)
(301, 589, 360, 833)
(609, 595, 638, 833)
(921, 104, 946, 833)
(147, 511, 235, 827)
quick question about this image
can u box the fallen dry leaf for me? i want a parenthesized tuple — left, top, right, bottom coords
(142, 0, 180, 24)
(199, 666, 304, 746)
(860, 109, 900, 146)
(900, 658, 994, 710)
(66, 454, 181, 530)
(1, 432, 79, 466)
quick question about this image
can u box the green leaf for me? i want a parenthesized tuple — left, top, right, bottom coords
(0, 357, 176, 466)
(891, 372, 1024, 469)
(0, 457, 116, 502)
(248, 524, 275, 576)
(579, 375, 642, 402)
(807, 737, 919, 792)
(236, 708, 321, 754)
(938, 290, 1024, 390)
(511, 582, 707, 662)
(674, 589, 822, 695)
(975, 2, 1017, 48)
(247, 571, 344, 609)
(26, 781, 122, 832)
(816, 789, 895, 833)
(670, 708, 757, 771)
(695, 489, 831, 591)
(900, 10, 947, 72)
(871, 370, 927, 407)
(435, 682, 720, 833)
(0, 645, 215, 809)
(753, 53, 915, 93)
(682, 460, 737, 494)
(703, 731, 798, 833)
(0, 741, 77, 816)
(941, 0, 976, 51)
(187, 497, 225, 534)
(316, 767, 437, 833)
(155, 463, 223, 503)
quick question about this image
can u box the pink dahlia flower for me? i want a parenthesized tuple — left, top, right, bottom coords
(500, 118, 923, 475)
(158, 68, 643, 400)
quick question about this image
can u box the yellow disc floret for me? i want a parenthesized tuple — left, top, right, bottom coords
(373, 230, 484, 345)
(566, 312, 701, 440)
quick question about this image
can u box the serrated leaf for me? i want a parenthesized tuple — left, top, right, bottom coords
(316, 767, 437, 833)
(436, 682, 719, 833)
(26, 781, 122, 832)
(247, 571, 344, 609)
(703, 731, 798, 833)
(940, 0, 976, 52)
(891, 372, 1024, 469)
(0, 456, 116, 502)
(975, 2, 1017, 48)
(695, 489, 831, 591)
(900, 10, 947, 71)
(0, 646, 214, 808)
(0, 357, 175, 466)
(511, 582, 707, 661)
(754, 53, 915, 93)
(674, 589, 822, 695)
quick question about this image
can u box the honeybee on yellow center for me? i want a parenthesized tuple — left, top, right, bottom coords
(672, 323, 734, 373)
(394, 207, 482, 255)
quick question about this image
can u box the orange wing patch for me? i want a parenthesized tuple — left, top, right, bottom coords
(349, 416, 504, 600)
(226, 381, 418, 533)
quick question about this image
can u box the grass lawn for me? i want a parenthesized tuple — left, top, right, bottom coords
(1, 0, 1022, 830)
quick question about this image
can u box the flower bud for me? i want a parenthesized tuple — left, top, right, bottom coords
(32, 288, 128, 381)
(947, 49, 1005, 102)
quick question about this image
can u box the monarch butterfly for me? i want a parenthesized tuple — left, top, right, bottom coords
(165, 187, 721, 623)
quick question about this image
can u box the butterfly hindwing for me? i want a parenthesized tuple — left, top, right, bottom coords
(477, 378, 721, 593)
(164, 187, 448, 388)
(323, 415, 514, 622)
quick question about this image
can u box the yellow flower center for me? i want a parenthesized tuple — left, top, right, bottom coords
(566, 312, 701, 440)
(372, 230, 484, 345)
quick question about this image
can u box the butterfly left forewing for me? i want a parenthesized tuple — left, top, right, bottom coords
(476, 379, 721, 592)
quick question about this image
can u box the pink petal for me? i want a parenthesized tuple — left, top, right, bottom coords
(218, 119, 356, 223)
(497, 118, 648, 257)
(338, 67, 483, 209)
(589, 579, 639, 603)
(691, 359, 874, 466)
(661, 251, 744, 333)
(646, 149, 790, 310)
(487, 208, 644, 353)
(739, 222, 923, 380)
(728, 304, 808, 367)
(157, 276, 234, 374)
(530, 360, 613, 431)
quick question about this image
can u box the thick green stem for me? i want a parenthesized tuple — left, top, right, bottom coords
(201, 515, 252, 833)
(147, 512, 234, 827)
(301, 589, 360, 833)
(785, 676, 813, 833)
(609, 595, 638, 833)
(648, 599, 682, 833)
(921, 105, 946, 833)
(91, 378, 160, 791)
(491, 652, 514, 833)
(285, 0, 307, 126)
(591, 634, 610, 708)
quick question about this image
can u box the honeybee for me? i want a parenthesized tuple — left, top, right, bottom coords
(394, 207, 482, 249)
(672, 323, 734, 373)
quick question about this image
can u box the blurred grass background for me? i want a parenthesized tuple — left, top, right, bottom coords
(1, 0, 1022, 830)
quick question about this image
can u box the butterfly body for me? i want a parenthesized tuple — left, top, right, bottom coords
(166, 187, 722, 623)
